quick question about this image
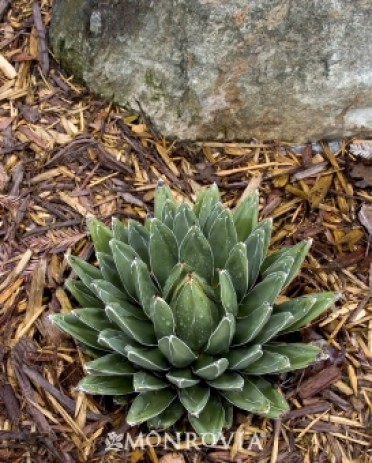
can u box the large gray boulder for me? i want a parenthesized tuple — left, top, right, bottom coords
(50, 0, 372, 141)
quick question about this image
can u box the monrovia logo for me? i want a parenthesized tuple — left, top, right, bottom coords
(104, 431, 264, 452)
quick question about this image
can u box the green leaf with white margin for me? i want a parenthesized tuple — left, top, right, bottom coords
(154, 182, 176, 221)
(98, 329, 138, 355)
(227, 344, 263, 369)
(281, 292, 338, 333)
(128, 220, 150, 266)
(264, 343, 320, 371)
(72, 308, 116, 331)
(273, 295, 316, 325)
(261, 256, 295, 280)
(125, 346, 170, 371)
(65, 279, 103, 308)
(163, 263, 191, 301)
(112, 217, 128, 243)
(179, 384, 210, 417)
(193, 355, 229, 381)
(193, 183, 220, 229)
(173, 202, 198, 244)
(96, 253, 123, 289)
(244, 229, 265, 289)
(203, 202, 224, 236)
(91, 279, 128, 303)
(247, 377, 289, 418)
(261, 239, 312, 287)
(133, 371, 168, 392)
(222, 380, 270, 414)
(224, 242, 248, 301)
(105, 305, 157, 345)
(149, 218, 178, 287)
(166, 368, 200, 388)
(110, 239, 139, 300)
(132, 258, 159, 318)
(205, 314, 235, 355)
(207, 372, 244, 391)
(67, 255, 102, 290)
(243, 351, 290, 375)
(87, 217, 113, 254)
(77, 375, 133, 395)
(152, 297, 175, 339)
(179, 226, 214, 282)
(219, 270, 238, 316)
(189, 395, 225, 444)
(127, 389, 176, 425)
(254, 218, 272, 256)
(234, 302, 272, 345)
(147, 401, 185, 430)
(161, 200, 177, 229)
(158, 335, 197, 368)
(233, 190, 259, 242)
(50, 313, 106, 350)
(223, 400, 234, 430)
(238, 272, 286, 317)
(85, 354, 135, 376)
(208, 209, 238, 269)
(251, 312, 294, 345)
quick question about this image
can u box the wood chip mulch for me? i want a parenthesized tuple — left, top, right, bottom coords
(0, 1, 371, 462)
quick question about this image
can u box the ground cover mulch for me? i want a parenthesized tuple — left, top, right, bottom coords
(0, 1, 371, 462)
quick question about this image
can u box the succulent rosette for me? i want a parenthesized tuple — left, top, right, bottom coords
(51, 184, 336, 440)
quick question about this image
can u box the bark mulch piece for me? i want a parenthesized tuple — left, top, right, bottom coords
(0, 1, 371, 462)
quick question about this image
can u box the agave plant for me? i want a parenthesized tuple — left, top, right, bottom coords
(51, 184, 336, 440)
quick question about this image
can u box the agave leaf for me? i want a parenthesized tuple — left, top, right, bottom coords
(247, 377, 289, 418)
(110, 239, 139, 300)
(179, 384, 210, 417)
(207, 372, 244, 391)
(205, 314, 235, 355)
(222, 380, 269, 414)
(127, 389, 176, 424)
(202, 202, 224, 236)
(50, 313, 105, 350)
(106, 305, 157, 345)
(243, 351, 290, 375)
(147, 401, 185, 429)
(133, 371, 168, 392)
(152, 297, 175, 339)
(173, 202, 198, 244)
(67, 256, 102, 290)
(112, 217, 129, 243)
(91, 279, 128, 304)
(223, 400, 234, 430)
(128, 220, 150, 266)
(163, 263, 192, 301)
(65, 279, 104, 308)
(149, 218, 178, 287)
(224, 243, 248, 301)
(261, 256, 295, 280)
(93, 284, 147, 320)
(238, 272, 287, 317)
(261, 239, 312, 287)
(125, 346, 170, 371)
(161, 200, 177, 229)
(273, 295, 315, 325)
(281, 292, 337, 333)
(166, 368, 200, 388)
(72, 308, 116, 331)
(85, 354, 135, 376)
(233, 190, 259, 241)
(179, 226, 214, 282)
(96, 253, 123, 289)
(98, 329, 138, 355)
(77, 375, 133, 395)
(234, 302, 272, 345)
(193, 355, 229, 381)
(158, 335, 197, 368)
(87, 217, 113, 254)
(189, 395, 225, 444)
(193, 183, 220, 228)
(254, 219, 272, 255)
(251, 312, 294, 345)
(154, 183, 176, 221)
(244, 229, 265, 289)
(264, 343, 320, 371)
(226, 344, 263, 369)
(219, 270, 238, 316)
(208, 209, 238, 269)
(132, 259, 159, 318)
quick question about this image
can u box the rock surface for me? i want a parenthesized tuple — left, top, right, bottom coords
(50, 0, 372, 141)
